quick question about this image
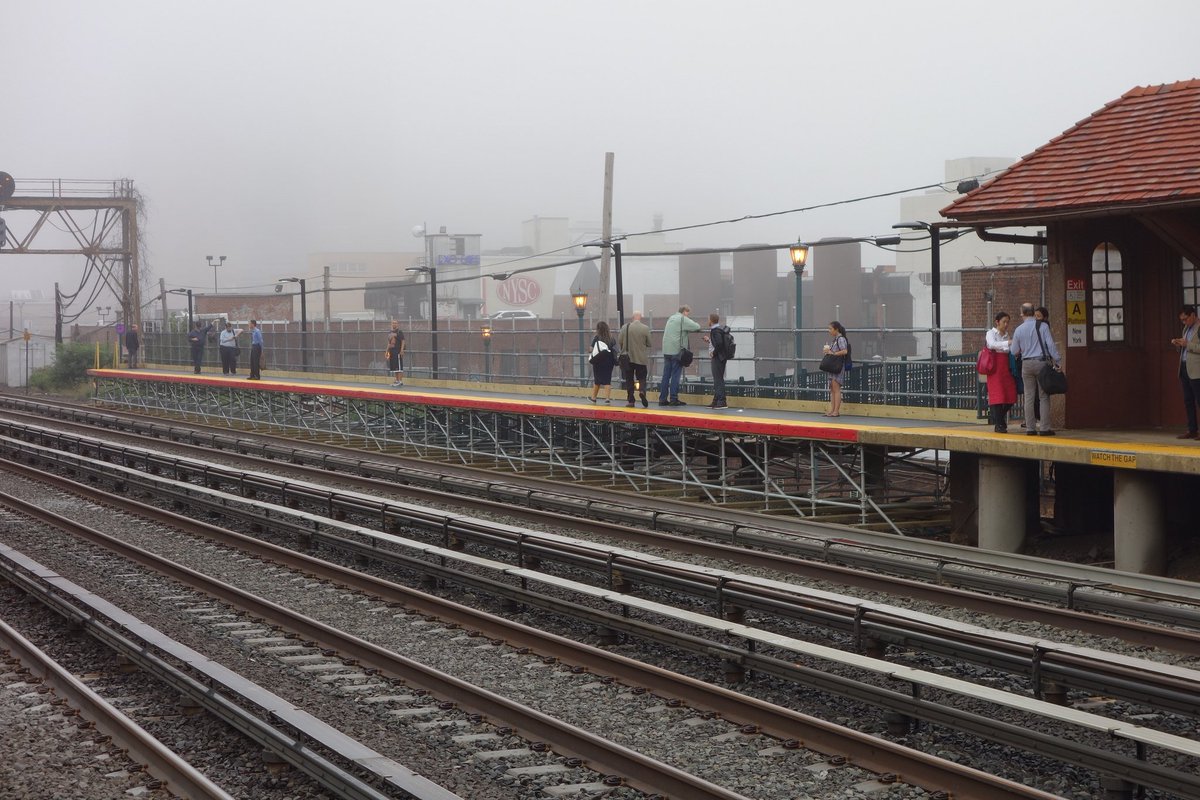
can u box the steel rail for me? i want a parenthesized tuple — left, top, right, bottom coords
(0, 486, 749, 800)
(9, 454, 1200, 799)
(8, 431, 1200, 725)
(0, 462, 1068, 800)
(0, 616, 237, 800)
(2, 403, 1199, 642)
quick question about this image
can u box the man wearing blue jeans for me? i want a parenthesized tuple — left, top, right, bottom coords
(657, 305, 700, 406)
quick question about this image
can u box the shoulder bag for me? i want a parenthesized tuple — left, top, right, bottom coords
(1034, 323, 1068, 395)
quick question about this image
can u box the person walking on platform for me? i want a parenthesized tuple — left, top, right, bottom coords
(247, 320, 264, 381)
(985, 311, 1017, 433)
(219, 322, 243, 375)
(658, 305, 700, 406)
(389, 320, 406, 386)
(187, 320, 214, 374)
(1010, 303, 1060, 436)
(822, 321, 851, 417)
(704, 312, 731, 409)
(587, 320, 617, 404)
(617, 311, 651, 407)
(1170, 305, 1200, 439)
(124, 323, 141, 369)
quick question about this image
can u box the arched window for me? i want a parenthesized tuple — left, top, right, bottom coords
(1091, 243, 1124, 342)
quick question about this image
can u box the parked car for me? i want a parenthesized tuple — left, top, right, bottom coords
(489, 309, 537, 320)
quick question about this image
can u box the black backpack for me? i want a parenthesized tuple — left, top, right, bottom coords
(716, 326, 736, 360)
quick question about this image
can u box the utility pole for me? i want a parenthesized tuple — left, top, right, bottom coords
(323, 264, 331, 323)
(159, 278, 167, 331)
(597, 152, 614, 323)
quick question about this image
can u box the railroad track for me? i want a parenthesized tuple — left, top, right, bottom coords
(0, 462, 1036, 800)
(3, 423, 1200, 796)
(3, 394, 1198, 647)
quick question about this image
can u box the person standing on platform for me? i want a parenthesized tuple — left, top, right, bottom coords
(658, 305, 700, 406)
(247, 320, 264, 381)
(1170, 305, 1200, 439)
(617, 311, 651, 407)
(219, 322, 243, 375)
(704, 312, 730, 409)
(587, 320, 617, 404)
(388, 320, 406, 386)
(985, 311, 1017, 433)
(1010, 302, 1060, 436)
(822, 321, 851, 417)
(124, 323, 140, 369)
(187, 320, 213, 374)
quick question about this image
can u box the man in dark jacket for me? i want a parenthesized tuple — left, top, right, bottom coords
(124, 323, 141, 369)
(187, 321, 213, 374)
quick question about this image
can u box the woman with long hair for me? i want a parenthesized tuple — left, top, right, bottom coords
(588, 320, 617, 404)
(823, 321, 850, 417)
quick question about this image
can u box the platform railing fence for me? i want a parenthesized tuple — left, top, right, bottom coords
(139, 317, 991, 414)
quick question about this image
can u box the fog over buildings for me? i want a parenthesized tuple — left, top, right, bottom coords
(2, 0, 1198, 334)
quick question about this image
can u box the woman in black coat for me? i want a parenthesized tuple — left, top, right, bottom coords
(588, 320, 617, 404)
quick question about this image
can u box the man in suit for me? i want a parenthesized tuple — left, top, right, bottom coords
(617, 311, 651, 407)
(1171, 305, 1200, 439)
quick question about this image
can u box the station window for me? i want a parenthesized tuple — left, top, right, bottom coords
(1091, 242, 1124, 342)
(1184, 258, 1198, 307)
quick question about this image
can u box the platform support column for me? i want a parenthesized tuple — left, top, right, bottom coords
(1113, 471, 1166, 575)
(977, 456, 1027, 553)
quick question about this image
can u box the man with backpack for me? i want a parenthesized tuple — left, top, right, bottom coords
(705, 312, 733, 409)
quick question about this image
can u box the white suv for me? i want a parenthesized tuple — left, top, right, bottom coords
(489, 310, 537, 320)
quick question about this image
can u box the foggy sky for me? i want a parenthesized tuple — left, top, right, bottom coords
(3, 0, 1198, 306)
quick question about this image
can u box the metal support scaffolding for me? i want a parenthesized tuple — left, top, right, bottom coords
(93, 376, 947, 532)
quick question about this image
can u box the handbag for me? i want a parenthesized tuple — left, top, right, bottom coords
(818, 353, 844, 374)
(975, 348, 994, 375)
(679, 348, 694, 367)
(1038, 363, 1068, 395)
(1034, 322, 1067, 395)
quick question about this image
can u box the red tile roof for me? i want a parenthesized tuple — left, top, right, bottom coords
(942, 79, 1200, 224)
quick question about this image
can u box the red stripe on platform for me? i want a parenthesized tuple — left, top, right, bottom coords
(90, 369, 861, 443)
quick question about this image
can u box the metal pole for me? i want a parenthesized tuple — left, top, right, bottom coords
(186, 290, 193, 332)
(931, 232, 943, 408)
(485, 339, 491, 381)
(576, 310, 586, 384)
(299, 279, 308, 372)
(430, 266, 439, 380)
(794, 267, 803, 393)
(613, 242, 626, 330)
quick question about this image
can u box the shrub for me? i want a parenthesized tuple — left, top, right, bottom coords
(29, 342, 97, 391)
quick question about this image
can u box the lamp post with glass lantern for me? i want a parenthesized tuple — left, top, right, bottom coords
(206, 255, 226, 294)
(481, 325, 492, 381)
(572, 290, 588, 384)
(789, 240, 810, 392)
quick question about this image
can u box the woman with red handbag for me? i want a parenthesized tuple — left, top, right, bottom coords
(985, 311, 1017, 433)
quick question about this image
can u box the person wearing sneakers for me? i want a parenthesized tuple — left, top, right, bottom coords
(1171, 305, 1200, 439)
(658, 305, 700, 406)
(617, 311, 651, 407)
(704, 312, 730, 409)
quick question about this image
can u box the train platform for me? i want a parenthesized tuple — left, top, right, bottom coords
(87, 367, 1200, 576)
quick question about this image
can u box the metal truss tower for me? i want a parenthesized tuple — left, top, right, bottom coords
(0, 175, 142, 339)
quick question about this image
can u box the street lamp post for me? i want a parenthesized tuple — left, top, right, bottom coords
(893, 221, 961, 408)
(406, 265, 438, 379)
(206, 255, 227, 294)
(481, 325, 492, 382)
(277, 277, 308, 371)
(584, 242, 625, 330)
(572, 290, 588, 384)
(789, 240, 810, 393)
(167, 288, 194, 331)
